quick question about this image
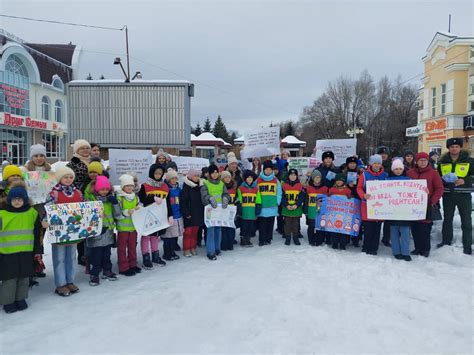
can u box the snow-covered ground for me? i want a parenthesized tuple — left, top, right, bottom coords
(1, 210, 472, 355)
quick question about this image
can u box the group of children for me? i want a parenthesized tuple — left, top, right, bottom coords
(0, 141, 441, 314)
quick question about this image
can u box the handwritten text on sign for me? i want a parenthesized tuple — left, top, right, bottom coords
(242, 127, 281, 158)
(108, 149, 153, 186)
(316, 195, 361, 236)
(366, 180, 428, 220)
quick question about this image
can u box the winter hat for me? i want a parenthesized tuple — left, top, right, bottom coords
(187, 169, 201, 179)
(2, 165, 23, 181)
(227, 154, 238, 165)
(88, 161, 103, 175)
(165, 168, 179, 181)
(166, 161, 178, 172)
(391, 159, 404, 171)
(119, 174, 135, 189)
(272, 161, 279, 170)
(322, 151, 335, 161)
(221, 171, 232, 180)
(446, 137, 463, 148)
(7, 185, 29, 206)
(243, 170, 257, 182)
(334, 173, 345, 182)
(156, 149, 168, 160)
(262, 160, 273, 171)
(208, 164, 219, 175)
(73, 139, 91, 154)
(311, 169, 322, 179)
(376, 146, 390, 155)
(30, 144, 47, 158)
(201, 167, 209, 176)
(55, 166, 75, 182)
(415, 152, 429, 162)
(95, 175, 111, 192)
(288, 168, 298, 176)
(281, 149, 290, 156)
(148, 164, 164, 180)
(346, 156, 358, 165)
(369, 154, 383, 165)
(403, 149, 415, 157)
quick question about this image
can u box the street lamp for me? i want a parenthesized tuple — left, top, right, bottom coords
(113, 57, 130, 82)
(131, 71, 142, 80)
(346, 127, 364, 137)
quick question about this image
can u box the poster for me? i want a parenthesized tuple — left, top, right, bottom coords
(315, 139, 357, 167)
(45, 201, 104, 244)
(132, 203, 170, 236)
(242, 127, 281, 158)
(108, 149, 153, 186)
(366, 180, 428, 221)
(316, 195, 361, 236)
(288, 157, 320, 184)
(172, 156, 209, 175)
(23, 171, 57, 205)
(347, 172, 358, 185)
(204, 204, 237, 228)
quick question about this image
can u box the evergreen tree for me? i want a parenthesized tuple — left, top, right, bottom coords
(203, 118, 212, 132)
(212, 115, 230, 142)
(285, 121, 296, 136)
(229, 131, 238, 143)
(193, 122, 202, 135)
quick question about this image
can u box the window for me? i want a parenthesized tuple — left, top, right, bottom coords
(431, 87, 436, 117)
(42, 132, 61, 158)
(470, 84, 474, 95)
(52, 75, 64, 91)
(441, 84, 446, 115)
(2, 55, 30, 116)
(1, 129, 28, 166)
(470, 101, 474, 112)
(430, 146, 442, 155)
(41, 96, 50, 120)
(54, 100, 63, 122)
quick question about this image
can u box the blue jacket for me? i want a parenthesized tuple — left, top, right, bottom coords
(166, 181, 182, 219)
(257, 171, 282, 217)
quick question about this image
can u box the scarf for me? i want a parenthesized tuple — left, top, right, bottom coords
(73, 153, 90, 166)
(145, 177, 164, 188)
(117, 190, 136, 201)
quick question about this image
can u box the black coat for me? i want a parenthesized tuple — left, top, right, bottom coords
(180, 177, 204, 228)
(316, 164, 340, 188)
(67, 156, 89, 191)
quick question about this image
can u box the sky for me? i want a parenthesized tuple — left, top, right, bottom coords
(1, 0, 473, 135)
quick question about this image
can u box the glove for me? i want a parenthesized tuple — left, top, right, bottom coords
(168, 216, 174, 225)
(442, 172, 457, 183)
(222, 196, 229, 209)
(107, 195, 118, 205)
(209, 196, 218, 209)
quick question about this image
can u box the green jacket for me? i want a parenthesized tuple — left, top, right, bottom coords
(438, 150, 473, 190)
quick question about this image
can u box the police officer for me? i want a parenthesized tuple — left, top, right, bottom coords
(437, 137, 473, 255)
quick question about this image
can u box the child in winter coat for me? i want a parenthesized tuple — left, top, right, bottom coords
(256, 160, 282, 246)
(304, 170, 329, 246)
(116, 174, 142, 276)
(163, 168, 184, 261)
(221, 171, 238, 251)
(138, 164, 173, 269)
(327, 174, 352, 250)
(46, 167, 84, 296)
(85, 176, 121, 286)
(387, 159, 412, 261)
(281, 169, 305, 246)
(343, 156, 363, 247)
(0, 185, 41, 313)
(200, 164, 230, 260)
(356, 154, 388, 255)
(180, 169, 204, 257)
(237, 170, 261, 247)
(83, 161, 104, 200)
(0, 165, 24, 210)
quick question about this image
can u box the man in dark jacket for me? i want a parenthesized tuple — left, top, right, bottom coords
(436, 138, 473, 255)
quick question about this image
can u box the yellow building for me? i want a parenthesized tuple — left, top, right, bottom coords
(415, 32, 474, 155)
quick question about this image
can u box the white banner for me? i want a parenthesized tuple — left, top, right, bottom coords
(242, 127, 280, 158)
(288, 157, 320, 183)
(315, 139, 356, 167)
(204, 204, 237, 228)
(23, 171, 57, 205)
(108, 149, 153, 186)
(172, 156, 209, 175)
(132, 203, 170, 236)
(366, 179, 428, 221)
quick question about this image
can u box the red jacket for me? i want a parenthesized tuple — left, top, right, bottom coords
(356, 166, 387, 221)
(328, 186, 352, 198)
(407, 165, 444, 223)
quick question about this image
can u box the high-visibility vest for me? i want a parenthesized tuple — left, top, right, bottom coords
(116, 195, 139, 232)
(256, 177, 278, 208)
(282, 181, 303, 217)
(440, 162, 470, 178)
(0, 208, 37, 254)
(203, 180, 224, 203)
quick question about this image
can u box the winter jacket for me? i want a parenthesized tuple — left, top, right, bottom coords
(256, 171, 282, 217)
(180, 177, 205, 228)
(281, 179, 305, 218)
(0, 204, 41, 281)
(328, 186, 352, 198)
(407, 165, 444, 223)
(356, 166, 388, 221)
(226, 168, 243, 188)
(67, 156, 89, 191)
(316, 163, 340, 188)
(116, 191, 140, 232)
(437, 150, 473, 191)
(166, 181, 182, 219)
(85, 192, 121, 248)
(304, 184, 328, 220)
(275, 157, 288, 176)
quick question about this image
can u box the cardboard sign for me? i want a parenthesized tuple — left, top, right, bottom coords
(288, 157, 320, 184)
(242, 127, 281, 158)
(23, 171, 57, 205)
(204, 204, 237, 228)
(316, 195, 361, 236)
(172, 156, 209, 175)
(366, 180, 428, 220)
(45, 201, 104, 244)
(315, 139, 356, 167)
(108, 149, 153, 186)
(132, 203, 170, 236)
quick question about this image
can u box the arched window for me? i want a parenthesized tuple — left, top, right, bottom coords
(4, 54, 30, 116)
(54, 99, 63, 122)
(52, 75, 64, 91)
(5, 54, 29, 78)
(41, 96, 50, 120)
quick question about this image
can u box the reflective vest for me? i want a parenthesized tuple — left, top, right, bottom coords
(256, 177, 278, 208)
(227, 187, 237, 205)
(88, 196, 115, 229)
(282, 181, 303, 217)
(116, 195, 139, 232)
(203, 180, 224, 203)
(143, 183, 169, 199)
(440, 162, 470, 178)
(238, 185, 259, 220)
(0, 208, 37, 254)
(305, 185, 328, 220)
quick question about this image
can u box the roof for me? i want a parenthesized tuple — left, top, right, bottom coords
(192, 132, 231, 147)
(423, 31, 474, 61)
(281, 135, 306, 145)
(26, 43, 76, 66)
(234, 135, 245, 143)
(69, 79, 193, 86)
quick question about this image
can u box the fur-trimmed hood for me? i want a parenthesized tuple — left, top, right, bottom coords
(184, 176, 202, 188)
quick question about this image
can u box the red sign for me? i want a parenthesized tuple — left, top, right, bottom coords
(424, 118, 447, 132)
(3, 113, 48, 130)
(1, 84, 28, 109)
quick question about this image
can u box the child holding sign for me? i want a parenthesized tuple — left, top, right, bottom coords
(304, 170, 328, 246)
(328, 174, 352, 250)
(281, 169, 305, 246)
(237, 170, 261, 247)
(163, 169, 183, 261)
(221, 171, 238, 251)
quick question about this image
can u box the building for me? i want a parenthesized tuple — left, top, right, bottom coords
(0, 29, 78, 165)
(415, 31, 474, 155)
(67, 80, 194, 157)
(281, 135, 307, 156)
(189, 132, 231, 159)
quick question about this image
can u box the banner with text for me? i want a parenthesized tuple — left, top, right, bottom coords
(288, 157, 320, 184)
(204, 204, 237, 228)
(315, 139, 357, 167)
(108, 149, 153, 186)
(316, 195, 361, 236)
(242, 127, 281, 158)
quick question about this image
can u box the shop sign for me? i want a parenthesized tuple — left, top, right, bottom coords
(2, 113, 48, 130)
(0, 84, 28, 109)
(425, 132, 447, 141)
(406, 126, 421, 137)
(424, 118, 447, 132)
(464, 115, 474, 131)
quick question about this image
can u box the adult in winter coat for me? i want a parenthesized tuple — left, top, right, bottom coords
(67, 139, 91, 191)
(436, 138, 473, 255)
(316, 151, 340, 188)
(180, 169, 205, 256)
(403, 149, 416, 171)
(226, 152, 243, 187)
(407, 152, 444, 257)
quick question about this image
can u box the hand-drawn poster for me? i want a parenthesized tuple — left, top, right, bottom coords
(204, 205, 237, 228)
(23, 171, 57, 205)
(132, 203, 170, 236)
(316, 195, 361, 236)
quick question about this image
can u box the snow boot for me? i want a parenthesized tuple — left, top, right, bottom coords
(142, 253, 153, 269)
(382, 240, 391, 247)
(352, 239, 359, 247)
(422, 250, 430, 258)
(89, 276, 100, 286)
(15, 299, 28, 311)
(3, 303, 17, 314)
(152, 251, 167, 266)
(55, 286, 71, 297)
(132, 266, 142, 273)
(284, 236, 291, 246)
(102, 270, 118, 281)
(437, 242, 451, 248)
(293, 236, 301, 245)
(463, 247, 472, 255)
(402, 255, 412, 262)
(191, 249, 198, 256)
(119, 269, 136, 276)
(207, 253, 217, 261)
(411, 249, 421, 255)
(66, 283, 80, 294)
(394, 255, 403, 260)
(216, 250, 221, 256)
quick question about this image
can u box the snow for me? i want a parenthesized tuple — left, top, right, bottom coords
(193, 132, 232, 146)
(282, 135, 306, 145)
(69, 79, 192, 85)
(2, 209, 472, 354)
